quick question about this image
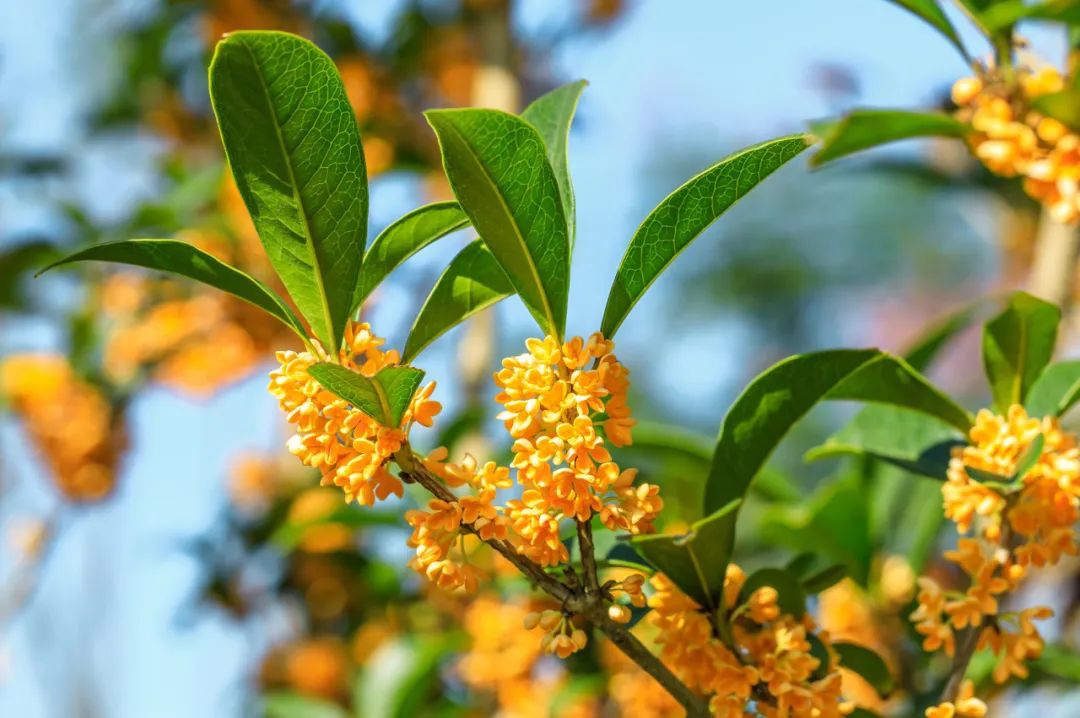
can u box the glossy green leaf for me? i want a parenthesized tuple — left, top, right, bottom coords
(402, 240, 514, 363)
(521, 80, 586, 250)
(307, 363, 425, 428)
(704, 349, 973, 514)
(982, 291, 1060, 412)
(884, 0, 968, 57)
(601, 135, 809, 338)
(737, 568, 807, 617)
(811, 110, 968, 166)
(426, 108, 570, 337)
(630, 499, 741, 610)
(209, 31, 367, 353)
(263, 692, 348, 718)
(353, 201, 470, 310)
(806, 405, 964, 480)
(834, 642, 895, 696)
(1032, 89, 1080, 132)
(38, 239, 307, 339)
(1026, 360, 1080, 416)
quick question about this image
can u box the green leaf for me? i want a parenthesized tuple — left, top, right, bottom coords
(353, 201, 470, 310)
(1013, 433, 1045, 481)
(806, 405, 964, 481)
(307, 363, 425, 428)
(704, 349, 973, 515)
(1032, 89, 1080, 133)
(263, 692, 348, 718)
(982, 291, 1060, 412)
(811, 110, 968, 166)
(402, 240, 514, 363)
(426, 108, 570, 337)
(982, 0, 1080, 31)
(884, 0, 969, 58)
(209, 31, 367, 353)
(521, 80, 586, 251)
(801, 564, 848, 594)
(353, 637, 454, 718)
(630, 499, 741, 610)
(38, 239, 307, 339)
(601, 135, 809, 338)
(1026, 360, 1080, 416)
(1032, 644, 1080, 683)
(834, 642, 895, 696)
(737, 567, 807, 617)
(1, 241, 57, 308)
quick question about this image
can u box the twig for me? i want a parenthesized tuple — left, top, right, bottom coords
(576, 519, 602, 598)
(940, 625, 982, 703)
(394, 445, 709, 717)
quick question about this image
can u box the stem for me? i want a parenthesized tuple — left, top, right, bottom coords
(1027, 207, 1080, 320)
(940, 626, 982, 703)
(394, 445, 709, 717)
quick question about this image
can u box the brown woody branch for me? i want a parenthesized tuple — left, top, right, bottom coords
(394, 445, 709, 717)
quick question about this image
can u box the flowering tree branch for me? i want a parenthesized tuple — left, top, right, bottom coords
(394, 444, 710, 717)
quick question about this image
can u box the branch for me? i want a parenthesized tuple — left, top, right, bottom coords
(940, 625, 982, 703)
(394, 445, 710, 717)
(1027, 207, 1080, 318)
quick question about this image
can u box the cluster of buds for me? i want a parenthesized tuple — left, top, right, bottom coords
(912, 405, 1076, 693)
(648, 565, 852, 718)
(523, 608, 589, 659)
(924, 680, 987, 718)
(268, 321, 440, 506)
(952, 64, 1079, 223)
(0, 354, 125, 502)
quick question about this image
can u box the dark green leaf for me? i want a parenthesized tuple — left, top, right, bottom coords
(38, 239, 307, 339)
(737, 567, 807, 617)
(811, 110, 968, 166)
(982, 291, 1060, 412)
(1032, 644, 1080, 683)
(904, 303, 980, 372)
(801, 564, 848, 594)
(630, 499, 741, 610)
(884, 0, 969, 58)
(704, 349, 972, 514)
(402, 240, 514, 363)
(354, 201, 470, 310)
(601, 135, 809, 338)
(834, 642, 895, 696)
(210, 31, 367, 353)
(1032, 89, 1080, 133)
(1026, 360, 1080, 416)
(307, 363, 425, 428)
(263, 692, 348, 718)
(0, 241, 57, 308)
(521, 80, 586, 250)
(426, 108, 570, 337)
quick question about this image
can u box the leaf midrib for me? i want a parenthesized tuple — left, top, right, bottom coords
(239, 37, 336, 350)
(441, 117, 559, 339)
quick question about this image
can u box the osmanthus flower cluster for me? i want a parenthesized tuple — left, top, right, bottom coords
(0, 354, 126, 502)
(912, 405, 1080, 714)
(645, 565, 852, 718)
(951, 63, 1080, 223)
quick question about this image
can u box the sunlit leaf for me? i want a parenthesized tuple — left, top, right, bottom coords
(704, 349, 972, 514)
(354, 201, 470, 310)
(426, 108, 570, 337)
(983, 291, 1060, 412)
(1026, 360, 1080, 416)
(308, 363, 425, 428)
(630, 499, 741, 610)
(353, 637, 455, 718)
(210, 31, 367, 353)
(263, 692, 348, 718)
(38, 239, 308, 339)
(601, 135, 809, 338)
(402, 240, 514, 363)
(811, 110, 968, 166)
(522, 80, 587, 250)
(982, 0, 1080, 31)
(1032, 89, 1080, 132)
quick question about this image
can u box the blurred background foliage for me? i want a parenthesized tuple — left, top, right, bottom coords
(1, 0, 1079, 716)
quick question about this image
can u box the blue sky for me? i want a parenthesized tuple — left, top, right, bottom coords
(0, 1, 1075, 716)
